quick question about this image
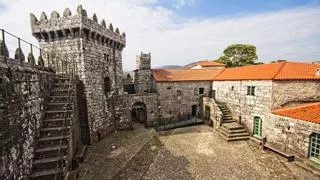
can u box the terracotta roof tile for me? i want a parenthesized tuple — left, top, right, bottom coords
(153, 61, 320, 82)
(152, 69, 224, 82)
(215, 62, 320, 80)
(272, 102, 320, 124)
(274, 62, 320, 80)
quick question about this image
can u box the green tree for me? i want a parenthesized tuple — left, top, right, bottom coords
(216, 44, 258, 67)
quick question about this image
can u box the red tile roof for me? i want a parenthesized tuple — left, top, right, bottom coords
(152, 69, 224, 82)
(272, 102, 320, 124)
(153, 61, 320, 82)
(215, 62, 320, 80)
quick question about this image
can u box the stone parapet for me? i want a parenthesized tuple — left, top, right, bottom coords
(30, 5, 126, 50)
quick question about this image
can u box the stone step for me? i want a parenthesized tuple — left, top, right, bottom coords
(222, 116, 233, 120)
(226, 136, 250, 141)
(43, 118, 72, 128)
(40, 126, 70, 137)
(221, 127, 247, 134)
(33, 156, 66, 172)
(37, 136, 69, 148)
(35, 145, 68, 159)
(46, 103, 73, 111)
(45, 110, 73, 114)
(222, 123, 244, 130)
(221, 120, 236, 123)
(31, 169, 62, 180)
(51, 89, 75, 96)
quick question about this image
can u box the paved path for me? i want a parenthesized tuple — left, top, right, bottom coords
(78, 124, 317, 180)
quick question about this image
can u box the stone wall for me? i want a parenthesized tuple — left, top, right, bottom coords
(212, 80, 273, 134)
(156, 81, 211, 122)
(265, 114, 320, 158)
(202, 97, 223, 128)
(134, 52, 153, 94)
(113, 93, 158, 129)
(0, 56, 54, 179)
(272, 80, 320, 108)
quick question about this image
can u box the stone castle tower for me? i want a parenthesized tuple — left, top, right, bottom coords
(134, 52, 153, 94)
(30, 5, 126, 140)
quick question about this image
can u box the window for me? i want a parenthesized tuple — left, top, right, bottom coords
(104, 77, 111, 96)
(253, 116, 262, 137)
(309, 133, 320, 164)
(167, 86, 172, 90)
(177, 90, 182, 96)
(231, 86, 234, 91)
(199, 87, 205, 95)
(247, 86, 255, 96)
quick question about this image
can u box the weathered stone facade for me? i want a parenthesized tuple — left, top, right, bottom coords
(210, 79, 320, 160)
(272, 80, 320, 108)
(155, 81, 211, 122)
(266, 114, 320, 158)
(212, 80, 273, 134)
(202, 97, 223, 128)
(0, 56, 54, 179)
(30, 5, 126, 141)
(134, 52, 153, 94)
(113, 93, 158, 129)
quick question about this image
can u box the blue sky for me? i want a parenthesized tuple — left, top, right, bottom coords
(0, 0, 319, 70)
(160, 0, 320, 18)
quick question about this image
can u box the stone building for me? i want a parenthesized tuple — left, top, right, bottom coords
(207, 61, 320, 162)
(134, 52, 153, 94)
(152, 69, 223, 123)
(30, 5, 126, 141)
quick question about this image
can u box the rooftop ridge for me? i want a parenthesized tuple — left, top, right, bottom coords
(271, 61, 287, 80)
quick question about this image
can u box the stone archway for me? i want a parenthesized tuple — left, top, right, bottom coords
(132, 102, 147, 125)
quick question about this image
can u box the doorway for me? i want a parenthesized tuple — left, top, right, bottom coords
(132, 102, 147, 124)
(192, 105, 197, 117)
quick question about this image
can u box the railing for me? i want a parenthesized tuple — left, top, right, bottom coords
(0, 28, 49, 67)
(0, 28, 79, 76)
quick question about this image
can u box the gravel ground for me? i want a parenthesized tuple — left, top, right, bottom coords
(77, 124, 317, 180)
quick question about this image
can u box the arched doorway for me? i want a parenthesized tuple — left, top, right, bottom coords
(132, 102, 147, 124)
(192, 105, 197, 117)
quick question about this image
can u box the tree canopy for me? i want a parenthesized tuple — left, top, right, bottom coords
(216, 44, 258, 67)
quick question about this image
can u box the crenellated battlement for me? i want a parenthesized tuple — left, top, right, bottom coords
(30, 5, 126, 50)
(136, 52, 151, 70)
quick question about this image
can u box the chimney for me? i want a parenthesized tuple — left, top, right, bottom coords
(316, 68, 320, 77)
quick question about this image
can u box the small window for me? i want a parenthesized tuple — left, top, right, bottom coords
(199, 87, 204, 95)
(247, 86, 255, 96)
(167, 86, 172, 90)
(177, 90, 182, 96)
(103, 53, 107, 61)
(231, 86, 234, 91)
(104, 77, 111, 96)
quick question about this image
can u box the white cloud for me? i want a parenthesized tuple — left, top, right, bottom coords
(172, 0, 198, 9)
(0, 0, 319, 70)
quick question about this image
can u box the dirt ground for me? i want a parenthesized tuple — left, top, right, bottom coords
(77, 124, 318, 180)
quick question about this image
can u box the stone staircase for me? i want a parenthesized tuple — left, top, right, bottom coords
(31, 75, 74, 180)
(215, 102, 250, 141)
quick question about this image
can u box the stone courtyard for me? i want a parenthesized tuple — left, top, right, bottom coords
(77, 124, 318, 180)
